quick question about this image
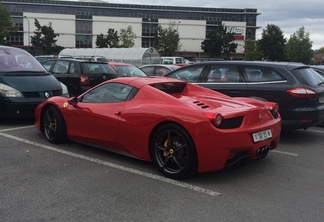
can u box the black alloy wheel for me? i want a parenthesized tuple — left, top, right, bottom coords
(150, 124, 197, 179)
(43, 105, 67, 144)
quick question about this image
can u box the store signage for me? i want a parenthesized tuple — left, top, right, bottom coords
(226, 27, 244, 35)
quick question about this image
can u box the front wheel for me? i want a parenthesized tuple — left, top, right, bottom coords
(43, 105, 67, 144)
(150, 124, 197, 179)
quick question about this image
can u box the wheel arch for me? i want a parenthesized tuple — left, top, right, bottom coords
(148, 120, 198, 162)
(39, 103, 66, 132)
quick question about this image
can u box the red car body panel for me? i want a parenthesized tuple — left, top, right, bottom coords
(35, 76, 281, 173)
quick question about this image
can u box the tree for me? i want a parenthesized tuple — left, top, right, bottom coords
(244, 38, 262, 61)
(0, 3, 15, 45)
(119, 26, 136, 48)
(96, 33, 108, 48)
(258, 24, 286, 61)
(107, 28, 119, 48)
(201, 24, 237, 58)
(317, 47, 324, 54)
(96, 28, 119, 48)
(153, 22, 181, 56)
(286, 27, 313, 64)
(30, 19, 59, 54)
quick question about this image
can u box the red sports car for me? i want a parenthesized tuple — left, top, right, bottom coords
(35, 76, 281, 179)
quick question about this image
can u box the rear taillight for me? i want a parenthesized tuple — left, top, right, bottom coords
(80, 74, 90, 85)
(286, 88, 317, 98)
(265, 102, 279, 119)
(203, 112, 223, 128)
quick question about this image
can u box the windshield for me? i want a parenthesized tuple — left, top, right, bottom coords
(291, 67, 324, 87)
(114, 65, 147, 77)
(81, 63, 117, 74)
(0, 47, 47, 73)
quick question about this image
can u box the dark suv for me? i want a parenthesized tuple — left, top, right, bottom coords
(165, 61, 324, 130)
(42, 59, 118, 96)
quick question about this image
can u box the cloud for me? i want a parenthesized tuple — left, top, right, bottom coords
(105, 0, 324, 49)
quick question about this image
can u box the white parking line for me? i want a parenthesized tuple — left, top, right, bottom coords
(0, 125, 34, 132)
(308, 129, 324, 134)
(270, 150, 298, 157)
(0, 131, 220, 197)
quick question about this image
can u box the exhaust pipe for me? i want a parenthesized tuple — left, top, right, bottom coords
(256, 146, 269, 157)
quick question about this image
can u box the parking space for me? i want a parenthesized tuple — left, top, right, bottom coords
(1, 122, 324, 221)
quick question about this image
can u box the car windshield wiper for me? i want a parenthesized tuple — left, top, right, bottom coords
(318, 82, 324, 86)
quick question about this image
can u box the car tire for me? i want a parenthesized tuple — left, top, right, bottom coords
(43, 105, 68, 144)
(150, 123, 197, 179)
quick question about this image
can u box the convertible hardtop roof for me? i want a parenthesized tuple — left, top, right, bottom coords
(110, 76, 186, 88)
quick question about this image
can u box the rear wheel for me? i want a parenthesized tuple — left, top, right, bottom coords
(43, 105, 67, 144)
(150, 124, 197, 179)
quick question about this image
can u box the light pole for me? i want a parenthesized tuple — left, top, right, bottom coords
(148, 18, 151, 47)
(24, 16, 30, 46)
(176, 20, 181, 31)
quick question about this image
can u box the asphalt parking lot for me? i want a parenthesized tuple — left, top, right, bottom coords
(1, 119, 324, 222)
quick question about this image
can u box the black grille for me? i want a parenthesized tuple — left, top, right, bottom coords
(53, 89, 63, 96)
(193, 101, 210, 109)
(22, 90, 62, 98)
(270, 110, 279, 119)
(219, 116, 243, 129)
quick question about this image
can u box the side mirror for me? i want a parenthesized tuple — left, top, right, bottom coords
(68, 96, 78, 106)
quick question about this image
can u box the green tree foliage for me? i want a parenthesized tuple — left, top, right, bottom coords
(119, 26, 136, 48)
(153, 22, 180, 56)
(0, 3, 15, 45)
(317, 47, 324, 54)
(244, 38, 262, 61)
(30, 19, 59, 54)
(96, 33, 108, 48)
(107, 28, 119, 48)
(201, 24, 237, 58)
(96, 28, 119, 48)
(258, 24, 286, 61)
(286, 27, 313, 64)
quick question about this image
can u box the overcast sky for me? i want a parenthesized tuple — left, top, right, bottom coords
(104, 0, 324, 50)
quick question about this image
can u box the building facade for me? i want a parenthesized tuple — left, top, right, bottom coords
(2, 0, 260, 59)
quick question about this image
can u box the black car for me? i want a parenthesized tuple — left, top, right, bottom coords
(0, 45, 69, 119)
(165, 61, 324, 130)
(42, 58, 118, 96)
(311, 65, 324, 76)
(139, 64, 180, 76)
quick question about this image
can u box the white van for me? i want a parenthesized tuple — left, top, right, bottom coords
(161, 56, 186, 65)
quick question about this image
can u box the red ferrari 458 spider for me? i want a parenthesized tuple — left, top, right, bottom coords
(35, 76, 281, 179)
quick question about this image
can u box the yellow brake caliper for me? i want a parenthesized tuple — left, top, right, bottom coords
(164, 139, 174, 156)
(163, 140, 168, 156)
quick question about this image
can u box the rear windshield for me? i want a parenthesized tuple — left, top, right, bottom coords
(0, 48, 47, 73)
(81, 63, 117, 74)
(291, 67, 324, 87)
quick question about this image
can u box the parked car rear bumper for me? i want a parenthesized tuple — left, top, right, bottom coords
(281, 107, 324, 129)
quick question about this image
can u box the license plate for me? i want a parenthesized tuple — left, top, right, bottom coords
(252, 129, 272, 142)
(319, 96, 324, 104)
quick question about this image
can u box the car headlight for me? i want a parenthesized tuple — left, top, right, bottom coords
(0, 83, 23, 97)
(60, 82, 69, 96)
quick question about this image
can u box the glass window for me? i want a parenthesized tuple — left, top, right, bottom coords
(0, 47, 45, 73)
(292, 68, 324, 87)
(81, 82, 136, 103)
(141, 66, 154, 76)
(207, 65, 241, 82)
(81, 63, 116, 74)
(156, 67, 170, 76)
(41, 60, 56, 71)
(243, 67, 285, 82)
(52, 61, 70, 74)
(167, 65, 204, 83)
